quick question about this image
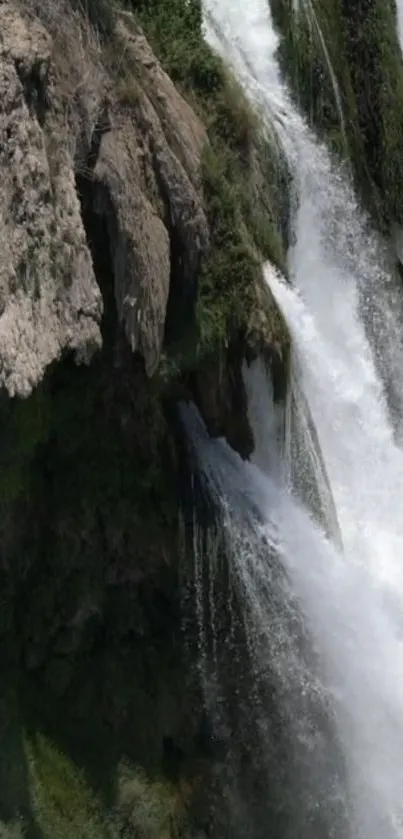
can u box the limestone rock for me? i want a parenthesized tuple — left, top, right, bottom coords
(0, 4, 102, 396)
(91, 16, 209, 374)
(116, 12, 206, 188)
(0, 1, 210, 392)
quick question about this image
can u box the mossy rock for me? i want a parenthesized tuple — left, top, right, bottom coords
(270, 0, 403, 229)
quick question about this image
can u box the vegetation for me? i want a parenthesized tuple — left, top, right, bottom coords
(26, 733, 111, 839)
(0, 722, 193, 839)
(269, 0, 403, 229)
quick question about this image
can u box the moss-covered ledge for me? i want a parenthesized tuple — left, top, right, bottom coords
(269, 0, 403, 231)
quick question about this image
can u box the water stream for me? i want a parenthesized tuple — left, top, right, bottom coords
(185, 0, 403, 836)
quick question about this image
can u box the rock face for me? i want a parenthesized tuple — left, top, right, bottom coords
(0, 5, 102, 397)
(91, 14, 209, 373)
(0, 0, 209, 393)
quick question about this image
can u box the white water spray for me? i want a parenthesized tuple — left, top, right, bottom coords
(184, 401, 403, 838)
(189, 0, 403, 835)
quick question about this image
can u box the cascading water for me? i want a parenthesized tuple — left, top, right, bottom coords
(183, 0, 403, 837)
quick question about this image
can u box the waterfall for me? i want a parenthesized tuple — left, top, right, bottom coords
(242, 352, 340, 543)
(182, 0, 403, 836)
(183, 399, 403, 838)
(242, 355, 285, 480)
(182, 401, 352, 839)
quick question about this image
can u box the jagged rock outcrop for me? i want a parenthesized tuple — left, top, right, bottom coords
(0, 0, 209, 393)
(0, 5, 102, 396)
(91, 14, 209, 373)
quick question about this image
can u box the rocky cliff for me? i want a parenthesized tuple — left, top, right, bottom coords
(0, 1, 290, 836)
(0, 0, 210, 393)
(0, 3, 102, 396)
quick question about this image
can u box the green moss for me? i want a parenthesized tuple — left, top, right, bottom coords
(0, 822, 24, 839)
(26, 734, 112, 839)
(24, 734, 189, 839)
(270, 0, 348, 150)
(195, 139, 287, 359)
(270, 0, 403, 228)
(127, 0, 222, 96)
(341, 0, 403, 225)
(0, 647, 199, 836)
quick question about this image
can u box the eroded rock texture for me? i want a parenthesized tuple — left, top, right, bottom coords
(0, 5, 102, 396)
(0, 1, 209, 393)
(91, 15, 209, 373)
